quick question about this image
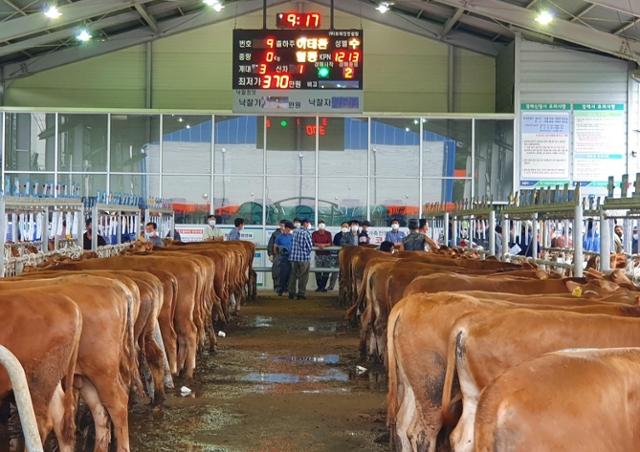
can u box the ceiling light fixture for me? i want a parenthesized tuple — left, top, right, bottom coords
(376, 2, 392, 14)
(44, 5, 62, 19)
(535, 10, 554, 26)
(76, 29, 92, 42)
(203, 0, 224, 12)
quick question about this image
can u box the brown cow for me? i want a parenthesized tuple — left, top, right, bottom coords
(0, 291, 81, 451)
(474, 347, 640, 452)
(387, 292, 640, 452)
(0, 276, 138, 452)
(441, 304, 640, 452)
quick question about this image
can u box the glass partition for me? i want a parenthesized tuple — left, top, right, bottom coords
(266, 116, 316, 175)
(266, 176, 314, 223)
(474, 119, 514, 202)
(0, 110, 515, 232)
(163, 115, 212, 174)
(319, 117, 368, 177)
(58, 114, 108, 172)
(110, 114, 160, 173)
(214, 115, 263, 175)
(318, 177, 367, 226)
(213, 175, 263, 225)
(371, 118, 420, 178)
(5, 112, 56, 172)
(370, 178, 419, 227)
(110, 174, 160, 199)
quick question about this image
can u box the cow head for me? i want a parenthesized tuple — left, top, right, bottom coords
(565, 278, 620, 296)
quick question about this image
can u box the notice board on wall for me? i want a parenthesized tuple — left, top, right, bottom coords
(572, 103, 626, 185)
(519, 103, 627, 189)
(520, 103, 571, 186)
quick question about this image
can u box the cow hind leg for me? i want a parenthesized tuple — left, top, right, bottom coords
(47, 383, 73, 452)
(144, 335, 166, 405)
(79, 380, 111, 452)
(97, 379, 130, 452)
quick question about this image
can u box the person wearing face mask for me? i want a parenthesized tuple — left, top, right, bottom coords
(334, 222, 353, 247)
(203, 214, 224, 241)
(419, 218, 440, 251)
(293, 218, 302, 229)
(144, 222, 165, 248)
(349, 220, 360, 245)
(268, 219, 288, 291)
(358, 220, 371, 246)
(312, 219, 333, 292)
(385, 218, 406, 246)
(227, 217, 245, 241)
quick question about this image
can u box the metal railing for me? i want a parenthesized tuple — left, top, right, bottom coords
(0, 345, 43, 452)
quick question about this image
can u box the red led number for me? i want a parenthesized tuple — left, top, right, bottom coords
(265, 51, 275, 62)
(287, 13, 297, 27)
(261, 74, 290, 89)
(307, 13, 320, 28)
(344, 67, 354, 79)
(333, 51, 360, 63)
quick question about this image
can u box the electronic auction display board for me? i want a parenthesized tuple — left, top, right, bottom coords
(232, 28, 364, 114)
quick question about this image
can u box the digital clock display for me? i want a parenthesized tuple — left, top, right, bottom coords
(232, 29, 363, 90)
(276, 12, 321, 29)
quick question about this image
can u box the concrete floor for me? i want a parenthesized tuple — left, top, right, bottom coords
(129, 292, 388, 451)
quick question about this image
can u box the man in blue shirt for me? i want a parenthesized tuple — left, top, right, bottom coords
(288, 218, 313, 299)
(583, 218, 600, 253)
(385, 218, 406, 246)
(228, 217, 244, 241)
(274, 221, 294, 296)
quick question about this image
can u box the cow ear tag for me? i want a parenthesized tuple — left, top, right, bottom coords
(571, 286, 583, 297)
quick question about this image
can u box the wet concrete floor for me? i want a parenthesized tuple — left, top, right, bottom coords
(129, 293, 389, 451)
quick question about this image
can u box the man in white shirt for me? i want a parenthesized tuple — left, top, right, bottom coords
(202, 214, 224, 241)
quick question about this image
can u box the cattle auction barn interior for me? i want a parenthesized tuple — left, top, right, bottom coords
(1, 0, 640, 451)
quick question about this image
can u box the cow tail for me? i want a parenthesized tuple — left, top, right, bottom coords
(126, 292, 145, 399)
(441, 328, 462, 426)
(386, 305, 402, 432)
(62, 305, 83, 443)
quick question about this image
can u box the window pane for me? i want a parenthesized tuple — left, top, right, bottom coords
(318, 177, 367, 226)
(110, 174, 160, 199)
(58, 173, 107, 198)
(5, 113, 55, 171)
(371, 118, 419, 178)
(110, 114, 160, 173)
(58, 114, 108, 172)
(214, 115, 263, 175)
(319, 117, 367, 176)
(5, 173, 54, 196)
(0, 113, 3, 170)
(475, 120, 514, 202)
(213, 176, 264, 225)
(423, 119, 472, 178)
(370, 178, 419, 227)
(163, 175, 211, 224)
(163, 115, 212, 174)
(266, 175, 314, 225)
(423, 178, 471, 206)
(266, 116, 315, 175)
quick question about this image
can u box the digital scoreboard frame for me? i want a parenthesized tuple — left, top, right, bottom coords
(232, 29, 364, 114)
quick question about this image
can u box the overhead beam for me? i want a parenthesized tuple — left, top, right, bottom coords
(431, 0, 640, 62)
(570, 4, 596, 22)
(586, 1, 640, 18)
(0, 0, 156, 43)
(134, 3, 158, 33)
(309, 0, 503, 56)
(0, 2, 180, 59)
(2, 0, 26, 16)
(614, 17, 640, 35)
(441, 8, 464, 37)
(1, 0, 291, 80)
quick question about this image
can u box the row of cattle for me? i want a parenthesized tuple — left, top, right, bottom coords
(340, 246, 640, 452)
(0, 240, 255, 452)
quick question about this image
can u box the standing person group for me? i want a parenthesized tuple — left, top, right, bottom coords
(270, 218, 313, 299)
